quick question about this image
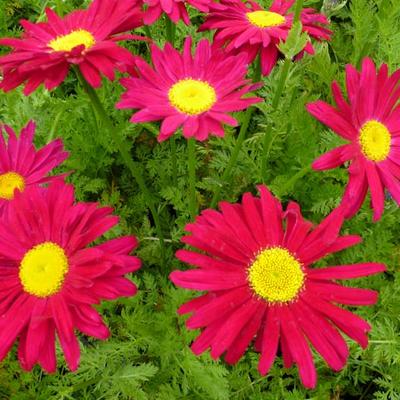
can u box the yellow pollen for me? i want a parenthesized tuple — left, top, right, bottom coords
(0, 172, 25, 200)
(48, 29, 96, 52)
(247, 247, 304, 303)
(168, 79, 217, 115)
(19, 242, 69, 298)
(246, 10, 286, 28)
(359, 120, 391, 162)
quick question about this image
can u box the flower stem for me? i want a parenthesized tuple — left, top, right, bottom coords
(210, 106, 253, 208)
(170, 136, 178, 183)
(209, 56, 262, 208)
(278, 164, 311, 195)
(260, 58, 291, 182)
(144, 25, 152, 40)
(254, 54, 262, 83)
(260, 0, 304, 182)
(165, 16, 176, 45)
(75, 69, 166, 259)
(293, 0, 305, 22)
(187, 138, 197, 219)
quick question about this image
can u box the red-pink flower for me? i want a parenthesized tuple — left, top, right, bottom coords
(142, 0, 211, 25)
(117, 37, 261, 142)
(0, 181, 141, 372)
(170, 185, 385, 389)
(199, 0, 332, 76)
(0, 0, 144, 95)
(0, 120, 68, 214)
(307, 58, 400, 221)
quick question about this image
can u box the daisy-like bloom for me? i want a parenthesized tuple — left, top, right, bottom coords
(170, 185, 386, 388)
(0, 181, 141, 372)
(117, 37, 261, 142)
(0, 120, 68, 214)
(307, 58, 400, 221)
(199, 0, 332, 76)
(0, 0, 144, 95)
(142, 0, 211, 25)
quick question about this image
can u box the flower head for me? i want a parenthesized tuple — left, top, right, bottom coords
(142, 0, 211, 25)
(307, 58, 400, 221)
(0, 0, 144, 94)
(117, 37, 261, 142)
(0, 120, 68, 214)
(170, 185, 385, 388)
(0, 181, 141, 372)
(199, 0, 332, 75)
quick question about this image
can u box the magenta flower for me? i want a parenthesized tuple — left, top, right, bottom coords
(307, 58, 400, 221)
(117, 37, 261, 142)
(0, 181, 141, 372)
(142, 0, 211, 25)
(0, 0, 145, 94)
(199, 0, 332, 75)
(170, 185, 385, 388)
(0, 120, 68, 214)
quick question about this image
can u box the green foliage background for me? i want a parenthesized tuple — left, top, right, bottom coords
(0, 0, 399, 398)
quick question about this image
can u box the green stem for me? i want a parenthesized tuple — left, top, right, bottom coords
(271, 58, 291, 109)
(261, 0, 306, 184)
(293, 0, 305, 23)
(75, 69, 166, 258)
(254, 54, 262, 83)
(187, 138, 197, 219)
(144, 25, 152, 40)
(165, 16, 176, 45)
(260, 58, 291, 182)
(210, 106, 253, 208)
(170, 136, 177, 183)
(279, 164, 311, 195)
(47, 107, 64, 143)
(209, 57, 261, 208)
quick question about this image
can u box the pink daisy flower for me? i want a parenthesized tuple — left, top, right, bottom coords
(0, 181, 141, 372)
(170, 185, 385, 388)
(0, 120, 68, 214)
(142, 0, 211, 25)
(117, 37, 261, 142)
(307, 58, 400, 221)
(0, 0, 145, 95)
(199, 0, 332, 76)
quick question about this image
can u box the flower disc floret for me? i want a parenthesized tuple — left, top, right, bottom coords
(248, 247, 304, 303)
(0, 172, 25, 200)
(168, 79, 217, 115)
(19, 242, 69, 298)
(246, 11, 285, 28)
(359, 120, 391, 162)
(49, 29, 96, 52)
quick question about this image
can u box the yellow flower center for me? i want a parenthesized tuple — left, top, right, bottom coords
(246, 11, 286, 28)
(48, 29, 96, 52)
(247, 247, 304, 303)
(0, 172, 25, 200)
(359, 120, 391, 162)
(168, 79, 217, 115)
(19, 242, 69, 298)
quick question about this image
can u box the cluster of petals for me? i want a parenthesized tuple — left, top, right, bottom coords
(0, 0, 144, 94)
(117, 37, 261, 142)
(307, 57, 400, 221)
(0, 181, 141, 372)
(142, 0, 211, 25)
(0, 120, 68, 214)
(170, 185, 385, 388)
(199, 0, 332, 76)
